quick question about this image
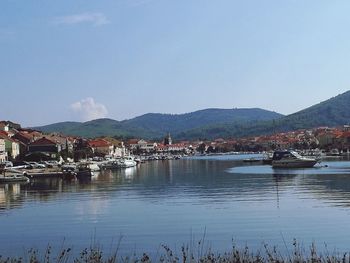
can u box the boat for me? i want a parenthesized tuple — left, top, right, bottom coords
(100, 159, 120, 170)
(271, 150, 318, 168)
(262, 152, 273, 165)
(328, 148, 341, 156)
(0, 174, 29, 183)
(62, 163, 93, 181)
(100, 156, 137, 169)
(243, 157, 261, 163)
(78, 161, 100, 172)
(118, 156, 137, 168)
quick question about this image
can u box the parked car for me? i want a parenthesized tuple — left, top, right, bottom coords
(4, 161, 13, 167)
(28, 162, 46, 169)
(12, 161, 32, 169)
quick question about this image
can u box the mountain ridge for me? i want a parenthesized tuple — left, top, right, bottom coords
(33, 108, 283, 139)
(32, 91, 350, 140)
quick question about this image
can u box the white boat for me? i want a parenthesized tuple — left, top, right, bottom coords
(100, 156, 136, 169)
(78, 161, 101, 172)
(0, 174, 29, 183)
(271, 150, 318, 168)
(100, 159, 120, 169)
(119, 156, 137, 168)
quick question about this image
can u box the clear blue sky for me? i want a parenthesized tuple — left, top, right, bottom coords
(1, 0, 350, 126)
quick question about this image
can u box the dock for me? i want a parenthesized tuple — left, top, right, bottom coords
(4, 168, 63, 179)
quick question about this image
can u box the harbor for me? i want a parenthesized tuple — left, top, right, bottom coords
(2, 154, 350, 257)
(0, 153, 187, 184)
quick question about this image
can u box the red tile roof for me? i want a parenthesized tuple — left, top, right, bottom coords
(29, 137, 57, 146)
(0, 131, 9, 137)
(88, 139, 111, 148)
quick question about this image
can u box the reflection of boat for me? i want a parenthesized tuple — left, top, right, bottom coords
(272, 150, 318, 168)
(0, 174, 29, 183)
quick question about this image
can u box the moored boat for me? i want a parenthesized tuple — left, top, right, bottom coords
(0, 174, 29, 183)
(262, 152, 273, 165)
(119, 156, 137, 168)
(271, 150, 319, 168)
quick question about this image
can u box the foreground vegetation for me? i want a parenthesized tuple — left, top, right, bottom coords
(1, 240, 350, 263)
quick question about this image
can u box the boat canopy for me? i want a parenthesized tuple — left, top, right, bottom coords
(272, 150, 301, 160)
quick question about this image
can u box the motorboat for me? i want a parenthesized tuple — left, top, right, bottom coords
(119, 156, 137, 168)
(62, 163, 93, 181)
(100, 159, 120, 170)
(0, 174, 29, 183)
(271, 150, 318, 168)
(262, 152, 273, 165)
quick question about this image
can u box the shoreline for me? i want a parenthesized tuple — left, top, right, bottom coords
(0, 240, 347, 263)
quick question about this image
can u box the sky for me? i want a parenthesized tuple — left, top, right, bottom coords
(1, 0, 350, 126)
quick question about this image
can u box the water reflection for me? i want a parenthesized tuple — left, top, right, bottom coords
(3, 158, 350, 256)
(2, 159, 350, 210)
(0, 183, 25, 211)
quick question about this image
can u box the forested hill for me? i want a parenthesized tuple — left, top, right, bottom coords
(177, 91, 350, 139)
(33, 108, 283, 139)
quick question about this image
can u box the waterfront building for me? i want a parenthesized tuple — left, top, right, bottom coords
(88, 139, 114, 156)
(0, 131, 20, 160)
(0, 139, 8, 163)
(0, 123, 9, 132)
(126, 139, 139, 151)
(28, 137, 61, 159)
(137, 139, 157, 152)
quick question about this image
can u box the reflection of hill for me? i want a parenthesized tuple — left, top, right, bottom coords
(5, 159, 350, 213)
(0, 160, 295, 212)
(124, 160, 297, 202)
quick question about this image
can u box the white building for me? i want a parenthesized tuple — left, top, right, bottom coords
(0, 139, 8, 163)
(137, 140, 157, 152)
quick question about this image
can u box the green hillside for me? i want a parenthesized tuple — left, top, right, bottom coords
(178, 91, 350, 139)
(34, 91, 350, 140)
(33, 108, 283, 139)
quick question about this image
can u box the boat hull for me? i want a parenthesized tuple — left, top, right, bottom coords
(272, 160, 317, 168)
(0, 175, 29, 183)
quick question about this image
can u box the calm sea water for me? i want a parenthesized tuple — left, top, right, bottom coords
(2, 154, 350, 257)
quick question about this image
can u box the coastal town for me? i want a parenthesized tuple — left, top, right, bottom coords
(1, 120, 350, 167)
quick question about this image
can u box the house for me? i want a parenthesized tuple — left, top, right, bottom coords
(316, 129, 339, 149)
(0, 139, 8, 163)
(126, 139, 139, 150)
(88, 139, 114, 156)
(0, 123, 9, 132)
(0, 131, 20, 160)
(156, 143, 185, 153)
(137, 140, 157, 152)
(167, 143, 185, 152)
(28, 137, 61, 159)
(127, 139, 157, 153)
(0, 121, 21, 137)
(335, 131, 350, 151)
(12, 131, 37, 156)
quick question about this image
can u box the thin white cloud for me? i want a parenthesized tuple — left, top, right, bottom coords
(54, 12, 110, 27)
(70, 98, 108, 121)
